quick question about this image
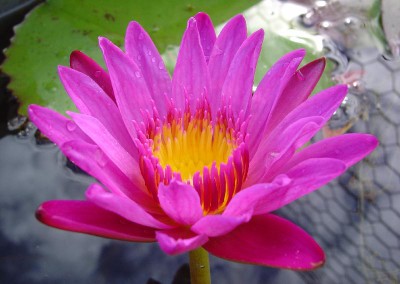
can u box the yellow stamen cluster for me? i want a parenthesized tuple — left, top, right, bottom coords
(152, 117, 236, 181)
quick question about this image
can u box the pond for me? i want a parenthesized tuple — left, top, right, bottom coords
(0, 0, 399, 283)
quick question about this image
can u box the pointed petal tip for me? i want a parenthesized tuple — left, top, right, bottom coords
(98, 36, 111, 49)
(253, 28, 265, 39)
(27, 104, 37, 116)
(187, 16, 197, 28)
(126, 20, 142, 36)
(230, 14, 246, 25)
(194, 11, 210, 20)
(360, 133, 379, 152)
(69, 50, 86, 67)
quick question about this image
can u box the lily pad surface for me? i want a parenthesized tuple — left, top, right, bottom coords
(2, 0, 332, 116)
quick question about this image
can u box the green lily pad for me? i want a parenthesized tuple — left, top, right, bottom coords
(2, 0, 332, 116)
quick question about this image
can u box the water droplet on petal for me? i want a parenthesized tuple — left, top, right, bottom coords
(137, 55, 142, 61)
(66, 121, 77, 131)
(158, 61, 164, 70)
(151, 57, 156, 63)
(135, 71, 141, 78)
(214, 46, 223, 55)
(94, 70, 101, 78)
(296, 70, 305, 81)
(138, 32, 145, 40)
(95, 149, 107, 167)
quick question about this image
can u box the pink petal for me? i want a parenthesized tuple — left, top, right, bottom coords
(158, 180, 203, 226)
(125, 21, 171, 117)
(86, 184, 173, 229)
(224, 177, 290, 217)
(275, 133, 379, 175)
(194, 12, 216, 62)
(36, 200, 156, 242)
(99, 37, 153, 139)
(156, 229, 208, 255)
(271, 84, 348, 135)
(191, 214, 251, 237)
(247, 85, 348, 184)
(69, 50, 114, 99)
(58, 66, 135, 157)
(256, 158, 345, 212)
(221, 29, 264, 117)
(208, 14, 247, 118)
(248, 49, 305, 156)
(172, 17, 211, 113)
(247, 116, 324, 185)
(232, 158, 345, 217)
(60, 140, 156, 212)
(28, 105, 91, 146)
(265, 58, 326, 133)
(67, 112, 138, 177)
(204, 214, 325, 270)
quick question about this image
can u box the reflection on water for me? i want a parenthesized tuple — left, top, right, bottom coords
(1, 0, 400, 283)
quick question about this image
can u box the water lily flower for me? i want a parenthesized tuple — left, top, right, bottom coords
(29, 12, 378, 271)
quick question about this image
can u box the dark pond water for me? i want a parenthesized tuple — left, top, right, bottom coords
(1, 0, 399, 283)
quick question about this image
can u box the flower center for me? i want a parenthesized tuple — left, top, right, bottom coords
(137, 103, 249, 214)
(152, 115, 236, 181)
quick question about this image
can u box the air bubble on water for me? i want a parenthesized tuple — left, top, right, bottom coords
(301, 10, 317, 27)
(319, 21, 332, 30)
(7, 116, 27, 132)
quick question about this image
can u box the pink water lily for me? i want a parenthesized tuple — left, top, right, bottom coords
(30, 12, 378, 270)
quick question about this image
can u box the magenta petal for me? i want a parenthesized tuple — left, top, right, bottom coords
(86, 184, 173, 229)
(221, 29, 264, 117)
(194, 12, 216, 62)
(204, 214, 325, 270)
(247, 116, 324, 185)
(69, 50, 114, 99)
(265, 58, 326, 133)
(282, 133, 379, 171)
(60, 140, 157, 212)
(191, 214, 251, 237)
(172, 17, 211, 113)
(37, 200, 155, 242)
(273, 84, 347, 134)
(224, 177, 290, 217)
(207, 15, 246, 117)
(246, 158, 346, 215)
(99, 37, 153, 139)
(58, 66, 134, 156)
(271, 157, 345, 210)
(67, 112, 138, 177)
(156, 230, 208, 255)
(125, 21, 171, 117)
(248, 49, 305, 155)
(158, 180, 203, 225)
(28, 105, 91, 146)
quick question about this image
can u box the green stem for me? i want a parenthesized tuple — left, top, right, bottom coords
(189, 247, 211, 284)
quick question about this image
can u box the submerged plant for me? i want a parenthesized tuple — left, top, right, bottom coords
(30, 12, 377, 283)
